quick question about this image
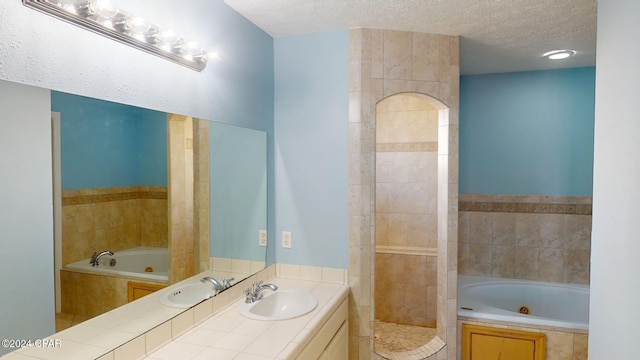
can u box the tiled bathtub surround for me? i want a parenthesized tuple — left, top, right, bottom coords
(458, 194, 592, 284)
(61, 186, 168, 266)
(457, 319, 588, 360)
(60, 270, 165, 319)
(349, 28, 459, 359)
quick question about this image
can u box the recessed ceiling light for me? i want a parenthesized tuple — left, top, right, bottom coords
(543, 50, 577, 60)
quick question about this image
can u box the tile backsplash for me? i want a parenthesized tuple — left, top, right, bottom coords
(458, 194, 592, 284)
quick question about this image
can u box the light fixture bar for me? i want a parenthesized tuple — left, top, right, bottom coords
(23, 0, 208, 71)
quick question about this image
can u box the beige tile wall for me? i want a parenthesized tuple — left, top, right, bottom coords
(193, 119, 210, 273)
(168, 114, 195, 284)
(375, 253, 437, 327)
(458, 194, 592, 284)
(349, 28, 459, 359)
(374, 94, 439, 328)
(61, 186, 168, 266)
(376, 94, 439, 250)
(140, 198, 169, 248)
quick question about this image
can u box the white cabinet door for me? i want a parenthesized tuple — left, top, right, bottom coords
(326, 323, 348, 360)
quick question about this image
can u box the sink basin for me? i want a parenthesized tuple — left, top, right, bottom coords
(160, 282, 217, 308)
(238, 290, 318, 321)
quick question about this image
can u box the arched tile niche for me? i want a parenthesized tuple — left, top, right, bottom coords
(347, 28, 459, 360)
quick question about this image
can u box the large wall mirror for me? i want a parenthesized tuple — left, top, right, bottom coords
(0, 79, 268, 356)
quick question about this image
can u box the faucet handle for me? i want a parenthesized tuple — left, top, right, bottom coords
(244, 287, 256, 303)
(222, 278, 235, 289)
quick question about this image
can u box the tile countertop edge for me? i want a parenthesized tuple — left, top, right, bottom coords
(144, 277, 350, 360)
(276, 283, 350, 359)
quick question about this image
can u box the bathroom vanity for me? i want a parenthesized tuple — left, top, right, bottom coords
(0, 264, 348, 360)
(145, 274, 349, 359)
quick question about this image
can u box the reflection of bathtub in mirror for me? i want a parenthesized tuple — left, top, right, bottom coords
(65, 247, 169, 282)
(51, 90, 268, 328)
(61, 247, 169, 321)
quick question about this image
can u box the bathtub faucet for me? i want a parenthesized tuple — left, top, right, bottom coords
(90, 250, 113, 266)
(201, 276, 225, 294)
(244, 281, 278, 303)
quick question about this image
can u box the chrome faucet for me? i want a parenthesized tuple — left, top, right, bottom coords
(244, 280, 278, 303)
(201, 276, 225, 294)
(221, 277, 235, 289)
(90, 250, 113, 266)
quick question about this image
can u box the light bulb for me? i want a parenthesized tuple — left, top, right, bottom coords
(89, 0, 118, 19)
(208, 51, 220, 61)
(159, 30, 178, 45)
(125, 16, 150, 34)
(183, 41, 200, 56)
(53, 0, 77, 13)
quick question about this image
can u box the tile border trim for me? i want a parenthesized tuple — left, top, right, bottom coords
(376, 141, 438, 152)
(62, 186, 168, 206)
(459, 194, 593, 215)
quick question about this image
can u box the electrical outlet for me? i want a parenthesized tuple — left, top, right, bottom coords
(259, 230, 267, 247)
(282, 231, 292, 249)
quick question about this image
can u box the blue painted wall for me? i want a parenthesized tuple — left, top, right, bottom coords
(210, 122, 267, 261)
(459, 67, 596, 196)
(0, 1, 275, 348)
(274, 30, 349, 269)
(0, 81, 54, 356)
(52, 91, 167, 190)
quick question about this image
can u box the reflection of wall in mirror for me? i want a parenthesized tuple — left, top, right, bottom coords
(52, 91, 169, 264)
(210, 122, 267, 269)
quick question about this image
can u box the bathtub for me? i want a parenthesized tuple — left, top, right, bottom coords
(65, 247, 168, 282)
(458, 275, 589, 330)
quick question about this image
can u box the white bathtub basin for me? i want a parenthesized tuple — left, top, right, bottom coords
(458, 275, 589, 330)
(160, 282, 217, 308)
(238, 290, 317, 321)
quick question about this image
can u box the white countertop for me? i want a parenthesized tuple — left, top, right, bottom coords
(0, 265, 348, 360)
(143, 278, 349, 360)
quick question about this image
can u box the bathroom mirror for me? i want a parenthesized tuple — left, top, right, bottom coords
(2, 81, 267, 358)
(209, 122, 268, 278)
(46, 88, 266, 331)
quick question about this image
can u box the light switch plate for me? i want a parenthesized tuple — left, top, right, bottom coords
(282, 231, 292, 249)
(259, 229, 267, 247)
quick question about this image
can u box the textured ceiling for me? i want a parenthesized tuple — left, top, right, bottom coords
(223, 0, 597, 75)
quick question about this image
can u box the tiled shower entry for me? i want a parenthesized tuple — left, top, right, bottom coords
(374, 320, 437, 352)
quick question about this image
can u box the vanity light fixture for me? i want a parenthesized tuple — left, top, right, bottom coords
(23, 0, 210, 71)
(543, 49, 577, 60)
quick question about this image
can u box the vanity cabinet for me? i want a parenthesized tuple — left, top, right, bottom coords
(318, 321, 348, 360)
(296, 298, 348, 360)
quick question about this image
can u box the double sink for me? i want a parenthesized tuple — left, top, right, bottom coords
(159, 279, 317, 321)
